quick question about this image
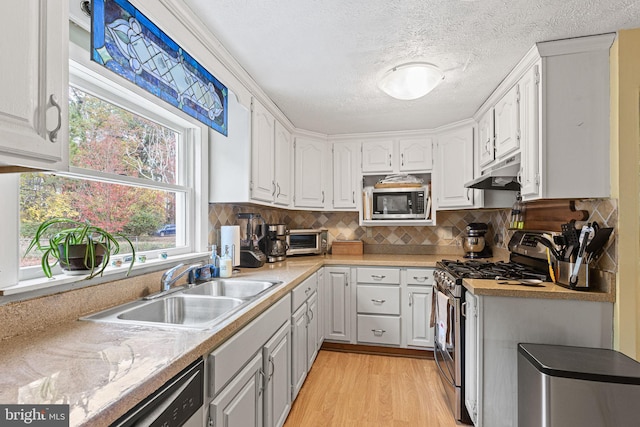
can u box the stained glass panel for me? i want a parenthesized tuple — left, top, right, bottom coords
(91, 0, 228, 135)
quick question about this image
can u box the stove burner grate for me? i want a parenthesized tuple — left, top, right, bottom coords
(440, 259, 548, 281)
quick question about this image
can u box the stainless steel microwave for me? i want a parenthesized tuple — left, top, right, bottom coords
(286, 229, 328, 256)
(371, 186, 428, 220)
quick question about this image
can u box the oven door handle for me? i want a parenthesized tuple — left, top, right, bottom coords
(434, 345, 456, 388)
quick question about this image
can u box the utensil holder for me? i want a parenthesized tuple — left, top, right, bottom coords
(555, 260, 590, 289)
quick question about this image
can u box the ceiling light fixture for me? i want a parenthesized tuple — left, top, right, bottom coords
(378, 62, 444, 100)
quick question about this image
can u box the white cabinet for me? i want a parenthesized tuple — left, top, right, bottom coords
(251, 100, 291, 206)
(398, 137, 434, 172)
(324, 267, 352, 342)
(356, 267, 401, 346)
(263, 322, 291, 427)
(516, 63, 540, 198)
(210, 352, 264, 427)
(493, 85, 520, 159)
(361, 137, 433, 173)
(317, 268, 325, 344)
(462, 289, 613, 427)
(332, 141, 360, 210)
(464, 291, 480, 426)
(361, 139, 394, 173)
(291, 273, 319, 399)
(477, 110, 495, 168)
(406, 286, 434, 348)
(0, 0, 68, 171)
(434, 123, 475, 209)
(294, 136, 328, 209)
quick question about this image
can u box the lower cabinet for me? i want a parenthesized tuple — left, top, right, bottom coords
(207, 295, 291, 427)
(291, 273, 319, 400)
(323, 267, 352, 342)
(405, 268, 435, 348)
(210, 352, 264, 427)
(263, 322, 291, 427)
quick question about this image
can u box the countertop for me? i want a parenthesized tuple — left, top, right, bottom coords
(0, 253, 614, 426)
(462, 278, 615, 302)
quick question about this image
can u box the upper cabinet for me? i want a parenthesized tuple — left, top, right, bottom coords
(332, 141, 360, 210)
(434, 123, 475, 209)
(294, 135, 329, 209)
(0, 0, 69, 171)
(251, 99, 292, 206)
(361, 137, 433, 174)
(474, 33, 614, 202)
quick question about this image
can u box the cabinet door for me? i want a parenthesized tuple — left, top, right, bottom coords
(251, 100, 276, 202)
(294, 137, 327, 208)
(518, 63, 540, 199)
(332, 142, 359, 209)
(494, 85, 520, 158)
(464, 291, 480, 426)
(0, 0, 68, 170)
(477, 109, 495, 168)
(434, 125, 474, 209)
(307, 292, 319, 368)
(398, 137, 433, 172)
(361, 140, 394, 173)
(263, 322, 291, 427)
(317, 268, 325, 345)
(324, 267, 351, 342)
(291, 303, 308, 400)
(406, 286, 434, 348)
(273, 121, 291, 206)
(210, 352, 264, 427)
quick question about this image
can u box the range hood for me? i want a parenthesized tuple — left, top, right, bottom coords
(464, 155, 521, 191)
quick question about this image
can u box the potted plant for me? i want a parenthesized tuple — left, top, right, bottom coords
(25, 218, 136, 279)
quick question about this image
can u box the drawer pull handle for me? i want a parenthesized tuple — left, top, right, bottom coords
(371, 274, 386, 280)
(413, 276, 428, 282)
(371, 329, 386, 337)
(371, 299, 386, 304)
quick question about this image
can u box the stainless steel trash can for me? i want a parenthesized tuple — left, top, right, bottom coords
(518, 343, 640, 427)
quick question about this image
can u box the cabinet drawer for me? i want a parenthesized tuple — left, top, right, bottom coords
(357, 285, 400, 315)
(356, 267, 399, 284)
(292, 273, 317, 310)
(357, 315, 401, 346)
(406, 268, 435, 286)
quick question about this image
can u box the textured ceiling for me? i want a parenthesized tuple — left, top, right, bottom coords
(181, 0, 640, 135)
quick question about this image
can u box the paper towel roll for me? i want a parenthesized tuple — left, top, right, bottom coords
(220, 225, 240, 267)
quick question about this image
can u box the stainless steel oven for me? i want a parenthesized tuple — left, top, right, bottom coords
(433, 267, 471, 424)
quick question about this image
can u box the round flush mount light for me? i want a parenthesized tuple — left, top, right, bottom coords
(378, 62, 445, 100)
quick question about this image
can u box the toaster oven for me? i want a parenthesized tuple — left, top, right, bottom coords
(286, 229, 328, 256)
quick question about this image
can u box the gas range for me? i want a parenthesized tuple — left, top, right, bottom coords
(434, 231, 556, 296)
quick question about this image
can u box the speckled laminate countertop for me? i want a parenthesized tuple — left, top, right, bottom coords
(0, 253, 614, 426)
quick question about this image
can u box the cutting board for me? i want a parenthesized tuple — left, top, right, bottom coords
(522, 200, 589, 231)
(332, 240, 363, 255)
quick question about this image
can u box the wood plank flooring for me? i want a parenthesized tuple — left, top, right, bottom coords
(284, 350, 462, 427)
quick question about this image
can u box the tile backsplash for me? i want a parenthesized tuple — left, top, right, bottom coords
(209, 198, 617, 272)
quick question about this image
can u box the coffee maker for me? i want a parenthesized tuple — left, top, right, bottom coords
(463, 222, 492, 258)
(237, 213, 267, 268)
(260, 224, 288, 263)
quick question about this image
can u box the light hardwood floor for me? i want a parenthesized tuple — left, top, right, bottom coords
(283, 350, 462, 427)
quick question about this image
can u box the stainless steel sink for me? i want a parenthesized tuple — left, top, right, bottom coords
(117, 295, 244, 325)
(181, 279, 282, 299)
(81, 278, 282, 329)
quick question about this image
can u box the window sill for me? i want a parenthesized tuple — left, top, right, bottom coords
(0, 252, 209, 304)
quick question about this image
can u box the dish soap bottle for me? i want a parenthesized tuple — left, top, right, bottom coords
(220, 245, 233, 278)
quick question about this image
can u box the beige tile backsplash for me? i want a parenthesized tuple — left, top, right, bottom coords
(208, 198, 617, 272)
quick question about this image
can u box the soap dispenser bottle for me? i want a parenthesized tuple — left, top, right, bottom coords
(220, 245, 233, 278)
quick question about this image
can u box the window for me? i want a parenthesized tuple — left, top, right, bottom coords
(7, 30, 209, 289)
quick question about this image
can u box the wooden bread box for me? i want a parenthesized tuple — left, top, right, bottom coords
(331, 240, 364, 255)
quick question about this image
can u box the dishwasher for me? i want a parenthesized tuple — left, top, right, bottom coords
(112, 358, 204, 427)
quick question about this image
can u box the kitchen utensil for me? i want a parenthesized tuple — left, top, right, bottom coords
(585, 227, 614, 262)
(497, 278, 545, 287)
(561, 220, 580, 261)
(531, 235, 562, 260)
(569, 224, 594, 287)
(546, 248, 556, 283)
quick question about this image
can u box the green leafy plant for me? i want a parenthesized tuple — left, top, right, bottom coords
(25, 218, 135, 279)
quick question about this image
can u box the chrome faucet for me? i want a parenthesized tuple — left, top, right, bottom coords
(145, 262, 203, 300)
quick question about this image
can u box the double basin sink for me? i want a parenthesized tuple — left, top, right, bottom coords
(83, 279, 282, 329)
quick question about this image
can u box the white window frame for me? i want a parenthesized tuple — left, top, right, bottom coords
(0, 36, 209, 299)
